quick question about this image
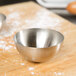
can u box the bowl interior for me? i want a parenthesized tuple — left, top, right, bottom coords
(15, 29, 64, 48)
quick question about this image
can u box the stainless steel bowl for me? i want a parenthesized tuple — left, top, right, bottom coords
(0, 14, 6, 30)
(14, 28, 64, 62)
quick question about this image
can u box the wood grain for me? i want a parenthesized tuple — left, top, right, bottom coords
(0, 1, 76, 76)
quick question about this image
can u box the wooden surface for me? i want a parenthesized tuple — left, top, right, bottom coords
(0, 1, 76, 76)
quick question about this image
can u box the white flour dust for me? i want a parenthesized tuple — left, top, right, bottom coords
(31, 72, 35, 75)
(7, 12, 20, 20)
(28, 67, 34, 71)
(0, 40, 16, 53)
(20, 63, 25, 66)
(54, 72, 64, 76)
(24, 9, 63, 29)
(0, 9, 63, 37)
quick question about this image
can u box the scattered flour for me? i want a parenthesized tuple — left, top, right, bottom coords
(7, 12, 20, 20)
(5, 45, 13, 50)
(31, 72, 35, 75)
(28, 67, 34, 71)
(0, 9, 63, 37)
(54, 72, 64, 76)
(24, 9, 63, 29)
(20, 63, 25, 66)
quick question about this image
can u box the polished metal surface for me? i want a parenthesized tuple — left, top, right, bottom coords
(14, 28, 64, 62)
(0, 14, 6, 30)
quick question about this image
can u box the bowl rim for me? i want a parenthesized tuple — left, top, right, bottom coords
(0, 13, 6, 21)
(14, 28, 64, 49)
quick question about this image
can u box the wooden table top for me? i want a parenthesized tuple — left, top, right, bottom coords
(0, 1, 76, 76)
